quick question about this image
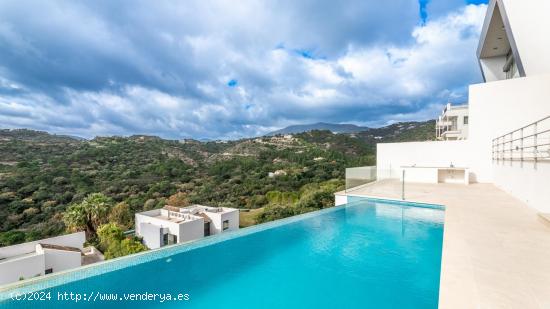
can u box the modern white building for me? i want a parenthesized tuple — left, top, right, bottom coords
(372, 0, 550, 213)
(436, 103, 469, 140)
(0, 232, 85, 286)
(135, 205, 239, 249)
(336, 2, 550, 306)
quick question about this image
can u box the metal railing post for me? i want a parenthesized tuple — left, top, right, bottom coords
(401, 170, 405, 200)
(534, 122, 538, 167)
(520, 127, 524, 162)
(491, 139, 495, 163)
(510, 132, 514, 165)
(498, 136, 501, 163)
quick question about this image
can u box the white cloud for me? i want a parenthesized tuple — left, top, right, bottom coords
(339, 4, 486, 104)
(0, 1, 487, 139)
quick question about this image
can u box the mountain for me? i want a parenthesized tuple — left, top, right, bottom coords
(355, 120, 436, 142)
(267, 122, 370, 135)
(267, 120, 437, 142)
(0, 121, 435, 246)
(0, 129, 85, 143)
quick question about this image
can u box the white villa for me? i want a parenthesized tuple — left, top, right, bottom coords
(0, 232, 100, 286)
(337, 0, 550, 307)
(436, 103, 469, 141)
(135, 205, 239, 249)
(356, 0, 550, 213)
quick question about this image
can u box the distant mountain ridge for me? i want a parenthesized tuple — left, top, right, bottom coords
(0, 129, 85, 142)
(267, 122, 370, 135)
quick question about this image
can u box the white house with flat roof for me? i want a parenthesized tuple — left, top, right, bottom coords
(135, 205, 239, 249)
(0, 232, 86, 286)
(343, 0, 550, 214)
(436, 103, 469, 141)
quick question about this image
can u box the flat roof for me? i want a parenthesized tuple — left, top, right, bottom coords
(0, 251, 41, 264)
(138, 205, 237, 224)
(152, 213, 202, 224)
(39, 243, 82, 253)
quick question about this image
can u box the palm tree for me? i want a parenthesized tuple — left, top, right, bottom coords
(63, 193, 113, 239)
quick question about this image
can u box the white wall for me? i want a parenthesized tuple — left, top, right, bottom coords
(0, 232, 85, 260)
(136, 211, 182, 240)
(139, 222, 163, 249)
(202, 209, 239, 234)
(401, 167, 439, 184)
(42, 248, 81, 273)
(335, 194, 348, 206)
(178, 219, 204, 243)
(501, 0, 550, 77)
(135, 211, 205, 246)
(376, 140, 475, 181)
(494, 161, 550, 213)
(469, 74, 550, 211)
(0, 233, 85, 286)
(480, 56, 507, 82)
(0, 252, 45, 285)
(220, 210, 239, 233)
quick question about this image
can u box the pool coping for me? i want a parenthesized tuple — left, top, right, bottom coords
(0, 197, 444, 301)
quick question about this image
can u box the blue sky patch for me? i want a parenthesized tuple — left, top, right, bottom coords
(296, 49, 314, 59)
(466, 0, 488, 4)
(419, 0, 430, 24)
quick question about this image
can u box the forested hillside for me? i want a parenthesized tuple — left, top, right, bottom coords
(0, 120, 435, 246)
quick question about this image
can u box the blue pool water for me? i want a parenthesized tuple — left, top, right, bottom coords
(0, 198, 445, 309)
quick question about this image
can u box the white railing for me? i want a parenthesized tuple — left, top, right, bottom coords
(492, 115, 550, 163)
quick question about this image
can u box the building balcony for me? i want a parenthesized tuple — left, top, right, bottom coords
(436, 121, 453, 127)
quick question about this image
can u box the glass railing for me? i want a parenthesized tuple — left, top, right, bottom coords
(346, 165, 473, 201)
(344, 165, 475, 202)
(345, 166, 377, 191)
(345, 166, 405, 199)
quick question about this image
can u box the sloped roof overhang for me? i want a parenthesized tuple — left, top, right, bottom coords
(476, 0, 525, 81)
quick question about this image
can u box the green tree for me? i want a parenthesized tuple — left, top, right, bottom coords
(109, 202, 132, 229)
(97, 222, 124, 251)
(256, 205, 299, 223)
(120, 238, 147, 255)
(265, 191, 299, 205)
(63, 193, 113, 239)
(97, 223, 147, 259)
(104, 237, 147, 259)
(297, 190, 334, 209)
(0, 231, 26, 246)
(166, 192, 190, 207)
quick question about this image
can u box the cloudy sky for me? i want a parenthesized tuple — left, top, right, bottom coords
(0, 0, 488, 140)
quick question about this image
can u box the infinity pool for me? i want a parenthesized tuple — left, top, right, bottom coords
(0, 198, 445, 308)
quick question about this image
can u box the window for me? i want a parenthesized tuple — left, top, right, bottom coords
(163, 233, 177, 246)
(463, 116, 469, 125)
(223, 220, 229, 231)
(504, 50, 517, 79)
(204, 222, 211, 236)
(45, 268, 53, 274)
(450, 116, 458, 131)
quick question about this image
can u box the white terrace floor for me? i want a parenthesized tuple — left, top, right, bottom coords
(339, 180, 550, 309)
